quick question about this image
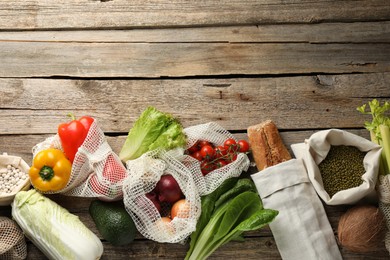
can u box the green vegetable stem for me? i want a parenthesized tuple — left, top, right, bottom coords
(357, 99, 390, 175)
(185, 178, 278, 260)
(119, 106, 187, 162)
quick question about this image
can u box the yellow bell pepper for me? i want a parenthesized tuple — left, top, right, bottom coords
(29, 148, 72, 192)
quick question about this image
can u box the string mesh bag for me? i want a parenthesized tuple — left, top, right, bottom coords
(0, 217, 27, 260)
(183, 122, 250, 195)
(377, 174, 390, 253)
(32, 119, 128, 201)
(123, 148, 201, 243)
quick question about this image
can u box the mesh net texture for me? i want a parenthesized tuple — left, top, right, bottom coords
(32, 120, 128, 201)
(184, 122, 250, 195)
(122, 122, 250, 243)
(123, 149, 201, 243)
(0, 217, 27, 260)
(377, 174, 390, 253)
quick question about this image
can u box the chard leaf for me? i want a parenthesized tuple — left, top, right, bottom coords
(186, 177, 238, 259)
(214, 178, 258, 210)
(200, 209, 278, 260)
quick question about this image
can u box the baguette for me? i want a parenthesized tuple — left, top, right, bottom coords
(247, 120, 291, 171)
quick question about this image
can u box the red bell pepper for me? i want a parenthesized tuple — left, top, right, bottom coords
(58, 114, 94, 162)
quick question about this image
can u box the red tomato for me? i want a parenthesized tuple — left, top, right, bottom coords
(223, 138, 237, 148)
(187, 141, 199, 153)
(190, 151, 203, 161)
(215, 159, 228, 168)
(200, 160, 216, 175)
(199, 140, 211, 147)
(200, 145, 215, 161)
(226, 153, 238, 163)
(237, 140, 250, 153)
(214, 145, 228, 159)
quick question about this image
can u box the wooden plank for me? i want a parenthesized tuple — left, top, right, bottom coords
(1, 22, 389, 43)
(1, 41, 390, 78)
(0, 1, 389, 30)
(0, 130, 371, 166)
(0, 73, 388, 134)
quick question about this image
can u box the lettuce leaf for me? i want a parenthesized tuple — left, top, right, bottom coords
(119, 106, 186, 162)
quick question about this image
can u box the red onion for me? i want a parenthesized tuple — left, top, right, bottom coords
(157, 175, 183, 203)
(145, 191, 161, 213)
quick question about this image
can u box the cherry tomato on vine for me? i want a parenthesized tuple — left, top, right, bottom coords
(190, 151, 203, 161)
(199, 140, 211, 147)
(237, 140, 250, 153)
(215, 159, 228, 168)
(200, 145, 215, 161)
(187, 141, 200, 153)
(224, 138, 236, 147)
(200, 160, 216, 175)
(214, 145, 228, 159)
(226, 153, 238, 162)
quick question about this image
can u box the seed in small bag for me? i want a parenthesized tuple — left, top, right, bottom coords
(0, 164, 28, 194)
(318, 145, 366, 197)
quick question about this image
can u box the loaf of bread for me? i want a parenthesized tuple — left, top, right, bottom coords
(247, 120, 292, 171)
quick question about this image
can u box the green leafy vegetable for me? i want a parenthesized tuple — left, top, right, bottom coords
(187, 177, 238, 256)
(11, 190, 103, 260)
(119, 106, 187, 162)
(185, 178, 278, 260)
(357, 99, 390, 175)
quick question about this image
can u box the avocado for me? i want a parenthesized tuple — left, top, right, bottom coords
(89, 200, 137, 246)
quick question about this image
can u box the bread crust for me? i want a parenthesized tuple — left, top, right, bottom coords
(247, 120, 291, 171)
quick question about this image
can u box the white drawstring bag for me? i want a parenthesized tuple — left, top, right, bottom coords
(251, 158, 342, 260)
(291, 129, 382, 205)
(32, 119, 128, 201)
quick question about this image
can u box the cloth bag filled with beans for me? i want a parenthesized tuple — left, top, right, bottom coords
(291, 129, 382, 205)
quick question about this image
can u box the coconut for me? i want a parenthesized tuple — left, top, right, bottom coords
(338, 204, 387, 253)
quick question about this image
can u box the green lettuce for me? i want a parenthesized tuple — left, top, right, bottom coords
(12, 190, 103, 260)
(119, 106, 187, 162)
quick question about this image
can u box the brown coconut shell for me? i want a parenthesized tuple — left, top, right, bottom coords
(338, 204, 387, 253)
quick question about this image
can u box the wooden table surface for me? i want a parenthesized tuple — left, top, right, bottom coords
(1, 1, 390, 259)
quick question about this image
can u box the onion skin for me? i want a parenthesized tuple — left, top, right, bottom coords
(157, 175, 184, 203)
(338, 204, 387, 253)
(145, 192, 161, 213)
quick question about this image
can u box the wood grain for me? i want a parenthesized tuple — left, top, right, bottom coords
(1, 41, 390, 78)
(0, 73, 388, 134)
(1, 22, 389, 43)
(1, 0, 389, 30)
